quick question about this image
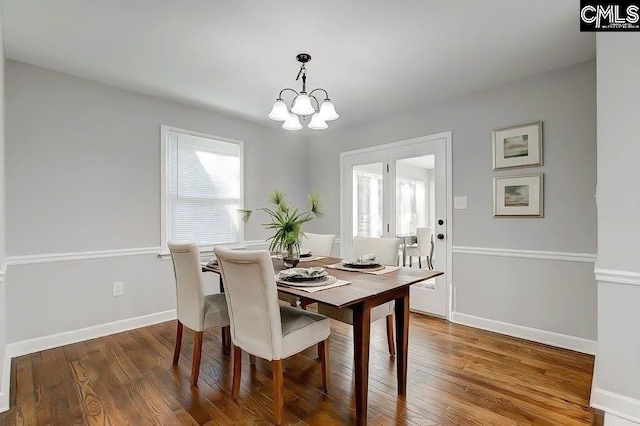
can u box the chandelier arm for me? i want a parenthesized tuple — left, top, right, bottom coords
(278, 88, 299, 99)
(310, 95, 321, 111)
(308, 88, 330, 100)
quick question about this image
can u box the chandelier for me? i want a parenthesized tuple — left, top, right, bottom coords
(268, 53, 339, 131)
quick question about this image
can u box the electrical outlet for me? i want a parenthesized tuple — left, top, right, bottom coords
(454, 196, 468, 210)
(113, 281, 124, 297)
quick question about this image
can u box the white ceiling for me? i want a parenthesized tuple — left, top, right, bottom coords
(0, 1, 595, 133)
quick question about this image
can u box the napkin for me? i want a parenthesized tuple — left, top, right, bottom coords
(345, 253, 376, 264)
(278, 267, 326, 279)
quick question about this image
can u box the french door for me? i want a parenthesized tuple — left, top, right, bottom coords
(340, 133, 451, 318)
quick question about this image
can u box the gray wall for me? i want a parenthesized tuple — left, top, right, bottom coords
(594, 33, 640, 411)
(3, 59, 599, 349)
(0, 8, 6, 408)
(5, 61, 309, 342)
(308, 61, 598, 341)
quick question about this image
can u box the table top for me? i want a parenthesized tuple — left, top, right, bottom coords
(203, 256, 443, 309)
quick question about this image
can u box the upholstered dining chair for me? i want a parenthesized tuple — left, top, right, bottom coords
(168, 242, 231, 386)
(317, 236, 401, 357)
(301, 232, 336, 257)
(214, 247, 330, 425)
(406, 227, 434, 269)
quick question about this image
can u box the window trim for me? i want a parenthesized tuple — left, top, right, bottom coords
(160, 125, 245, 257)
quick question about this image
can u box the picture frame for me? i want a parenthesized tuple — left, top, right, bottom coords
(492, 121, 543, 170)
(493, 173, 544, 217)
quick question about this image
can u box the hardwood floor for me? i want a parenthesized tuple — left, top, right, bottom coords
(0, 313, 600, 425)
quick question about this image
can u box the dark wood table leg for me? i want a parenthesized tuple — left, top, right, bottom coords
(395, 290, 410, 395)
(353, 302, 371, 426)
(222, 326, 231, 355)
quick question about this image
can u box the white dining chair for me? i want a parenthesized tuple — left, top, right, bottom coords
(301, 232, 336, 256)
(214, 247, 330, 425)
(168, 242, 231, 386)
(406, 227, 434, 269)
(318, 236, 401, 357)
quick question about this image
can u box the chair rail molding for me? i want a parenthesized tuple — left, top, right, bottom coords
(594, 268, 640, 286)
(10, 240, 343, 263)
(7, 247, 162, 266)
(452, 246, 598, 263)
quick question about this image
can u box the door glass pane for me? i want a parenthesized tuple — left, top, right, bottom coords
(353, 163, 384, 237)
(396, 155, 435, 274)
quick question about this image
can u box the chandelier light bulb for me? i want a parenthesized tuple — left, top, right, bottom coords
(268, 99, 290, 121)
(291, 93, 315, 116)
(308, 112, 328, 130)
(319, 100, 339, 121)
(282, 113, 302, 131)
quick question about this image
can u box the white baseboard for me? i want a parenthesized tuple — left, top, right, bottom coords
(451, 312, 597, 355)
(592, 387, 640, 424)
(5, 309, 177, 359)
(605, 413, 640, 426)
(0, 391, 6, 414)
(0, 350, 9, 413)
(0, 308, 177, 413)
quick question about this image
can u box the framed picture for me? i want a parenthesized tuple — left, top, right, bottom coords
(492, 121, 543, 170)
(493, 174, 544, 217)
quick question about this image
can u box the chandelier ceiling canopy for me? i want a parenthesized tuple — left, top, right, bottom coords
(268, 53, 338, 131)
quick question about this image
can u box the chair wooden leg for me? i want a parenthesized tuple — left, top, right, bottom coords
(272, 359, 284, 425)
(232, 346, 242, 400)
(419, 257, 422, 269)
(318, 339, 329, 392)
(190, 331, 203, 386)
(409, 257, 413, 267)
(386, 315, 396, 357)
(173, 321, 183, 366)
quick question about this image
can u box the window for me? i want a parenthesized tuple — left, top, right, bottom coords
(161, 126, 243, 253)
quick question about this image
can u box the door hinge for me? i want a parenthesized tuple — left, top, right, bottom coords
(387, 223, 390, 232)
(386, 164, 389, 173)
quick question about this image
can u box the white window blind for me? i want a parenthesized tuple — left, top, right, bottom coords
(165, 129, 242, 247)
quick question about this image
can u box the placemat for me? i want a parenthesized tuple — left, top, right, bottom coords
(327, 263, 402, 275)
(277, 277, 351, 293)
(298, 256, 327, 262)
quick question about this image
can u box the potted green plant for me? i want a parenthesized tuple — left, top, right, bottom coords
(240, 190, 324, 267)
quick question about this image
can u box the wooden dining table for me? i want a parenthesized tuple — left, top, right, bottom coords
(204, 256, 443, 426)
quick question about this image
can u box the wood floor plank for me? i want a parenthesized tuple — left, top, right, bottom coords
(0, 314, 599, 425)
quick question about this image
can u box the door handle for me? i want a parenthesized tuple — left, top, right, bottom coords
(437, 233, 445, 240)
